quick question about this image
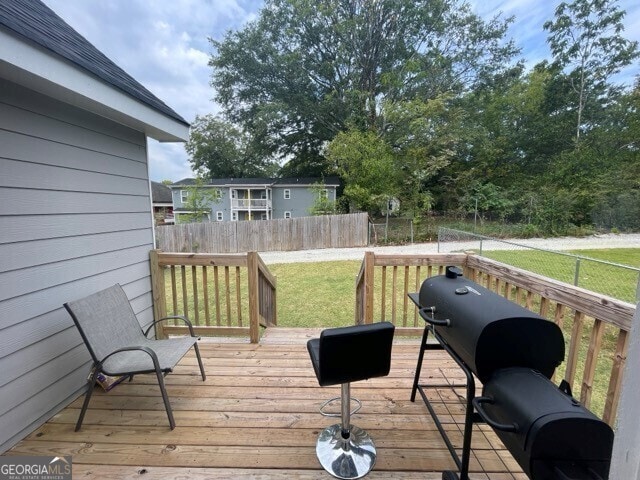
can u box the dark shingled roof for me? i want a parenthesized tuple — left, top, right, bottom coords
(0, 0, 188, 125)
(171, 177, 341, 187)
(151, 181, 173, 204)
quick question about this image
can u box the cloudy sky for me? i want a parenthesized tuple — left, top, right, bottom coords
(43, 0, 640, 182)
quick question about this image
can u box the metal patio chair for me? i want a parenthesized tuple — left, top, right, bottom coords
(64, 284, 206, 431)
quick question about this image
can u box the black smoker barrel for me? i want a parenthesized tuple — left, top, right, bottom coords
(418, 268, 565, 382)
(475, 367, 614, 480)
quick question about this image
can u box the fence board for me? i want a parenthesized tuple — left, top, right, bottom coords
(156, 213, 367, 253)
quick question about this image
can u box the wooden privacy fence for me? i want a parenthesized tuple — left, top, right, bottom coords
(155, 212, 369, 253)
(355, 251, 635, 426)
(150, 250, 277, 343)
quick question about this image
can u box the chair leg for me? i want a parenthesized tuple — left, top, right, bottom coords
(155, 369, 175, 430)
(76, 368, 99, 432)
(315, 382, 377, 479)
(341, 383, 351, 438)
(194, 343, 206, 381)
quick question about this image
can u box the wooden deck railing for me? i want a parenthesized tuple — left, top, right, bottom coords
(355, 251, 636, 426)
(150, 250, 277, 343)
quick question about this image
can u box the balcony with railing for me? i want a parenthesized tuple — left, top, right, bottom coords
(230, 198, 272, 210)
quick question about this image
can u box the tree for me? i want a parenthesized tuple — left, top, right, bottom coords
(210, 0, 519, 176)
(544, 0, 639, 145)
(326, 129, 398, 214)
(308, 182, 338, 216)
(179, 177, 220, 224)
(185, 115, 279, 179)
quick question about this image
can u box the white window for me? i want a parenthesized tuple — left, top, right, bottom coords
(284, 211, 292, 219)
(231, 212, 238, 221)
(284, 189, 291, 199)
(216, 211, 223, 221)
(180, 190, 189, 203)
(320, 189, 329, 199)
(214, 189, 223, 200)
(231, 190, 237, 199)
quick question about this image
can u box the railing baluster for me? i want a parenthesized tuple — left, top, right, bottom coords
(236, 266, 243, 327)
(380, 266, 387, 322)
(392, 266, 398, 326)
(565, 311, 585, 391)
(170, 266, 178, 318)
(580, 318, 606, 409)
(181, 265, 188, 319)
(202, 266, 210, 326)
(192, 265, 199, 324)
(214, 265, 221, 326)
(403, 266, 409, 327)
(225, 266, 231, 326)
(414, 265, 421, 326)
(603, 329, 629, 425)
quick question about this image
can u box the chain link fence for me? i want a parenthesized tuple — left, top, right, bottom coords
(438, 228, 640, 303)
(369, 218, 414, 244)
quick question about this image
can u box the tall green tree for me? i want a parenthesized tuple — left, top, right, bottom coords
(544, 0, 639, 145)
(185, 114, 279, 178)
(326, 129, 398, 213)
(210, 0, 519, 176)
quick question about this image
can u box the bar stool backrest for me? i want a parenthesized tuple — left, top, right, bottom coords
(313, 322, 395, 386)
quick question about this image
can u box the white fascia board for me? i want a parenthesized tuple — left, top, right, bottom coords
(0, 29, 189, 142)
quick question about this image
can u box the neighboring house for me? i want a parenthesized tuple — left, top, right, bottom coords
(151, 181, 174, 225)
(0, 0, 188, 453)
(170, 177, 341, 222)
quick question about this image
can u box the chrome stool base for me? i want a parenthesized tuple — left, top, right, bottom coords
(315, 423, 376, 479)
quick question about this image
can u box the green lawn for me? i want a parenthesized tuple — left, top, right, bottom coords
(480, 248, 640, 303)
(268, 261, 362, 328)
(269, 249, 639, 328)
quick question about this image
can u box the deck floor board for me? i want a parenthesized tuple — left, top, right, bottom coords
(6, 328, 525, 479)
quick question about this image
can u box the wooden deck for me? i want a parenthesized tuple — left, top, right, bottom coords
(7, 328, 527, 479)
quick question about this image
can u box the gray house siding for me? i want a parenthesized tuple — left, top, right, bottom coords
(172, 181, 337, 222)
(0, 78, 155, 453)
(272, 185, 335, 218)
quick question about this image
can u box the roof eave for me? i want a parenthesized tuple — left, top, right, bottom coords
(0, 28, 189, 142)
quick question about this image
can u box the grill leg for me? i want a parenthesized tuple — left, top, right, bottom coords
(458, 363, 476, 480)
(410, 325, 430, 402)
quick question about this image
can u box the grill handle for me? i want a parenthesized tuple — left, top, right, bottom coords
(418, 307, 450, 327)
(472, 396, 519, 433)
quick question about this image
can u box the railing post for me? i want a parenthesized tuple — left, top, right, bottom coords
(149, 249, 168, 339)
(247, 251, 260, 343)
(364, 251, 375, 324)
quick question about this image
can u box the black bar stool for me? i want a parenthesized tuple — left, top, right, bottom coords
(307, 322, 395, 479)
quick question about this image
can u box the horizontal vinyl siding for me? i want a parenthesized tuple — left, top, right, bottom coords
(0, 78, 156, 453)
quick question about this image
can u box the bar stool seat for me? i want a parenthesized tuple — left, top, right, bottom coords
(307, 322, 395, 479)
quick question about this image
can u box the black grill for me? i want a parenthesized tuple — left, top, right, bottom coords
(476, 368, 613, 480)
(417, 267, 565, 382)
(410, 266, 614, 480)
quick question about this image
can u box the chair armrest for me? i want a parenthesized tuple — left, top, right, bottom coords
(143, 316, 197, 338)
(97, 345, 162, 373)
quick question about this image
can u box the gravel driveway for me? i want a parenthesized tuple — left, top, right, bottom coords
(259, 233, 640, 264)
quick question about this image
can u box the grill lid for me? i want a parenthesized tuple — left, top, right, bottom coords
(417, 270, 565, 381)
